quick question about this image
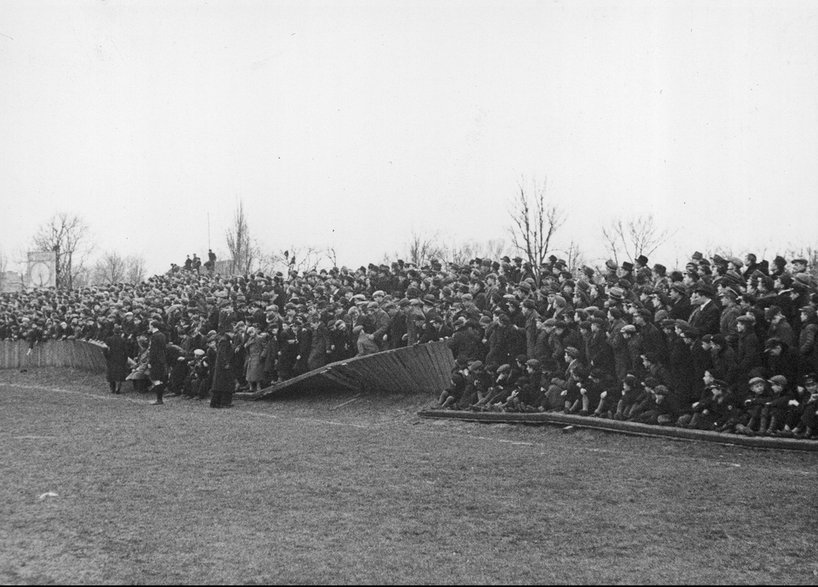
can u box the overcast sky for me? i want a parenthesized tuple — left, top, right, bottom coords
(2, 0, 817, 276)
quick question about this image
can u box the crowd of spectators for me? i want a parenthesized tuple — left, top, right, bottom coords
(1, 250, 817, 435)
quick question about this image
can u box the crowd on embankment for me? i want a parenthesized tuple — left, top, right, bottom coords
(1, 251, 817, 436)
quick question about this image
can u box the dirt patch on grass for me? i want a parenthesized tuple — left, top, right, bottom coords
(1, 368, 817, 584)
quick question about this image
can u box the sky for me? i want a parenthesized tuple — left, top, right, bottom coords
(1, 0, 817, 277)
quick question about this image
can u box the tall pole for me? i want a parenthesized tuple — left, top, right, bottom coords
(207, 212, 211, 249)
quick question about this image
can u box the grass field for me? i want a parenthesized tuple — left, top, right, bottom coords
(1, 368, 817, 585)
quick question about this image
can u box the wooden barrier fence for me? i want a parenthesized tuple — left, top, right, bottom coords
(0, 339, 107, 372)
(255, 340, 456, 399)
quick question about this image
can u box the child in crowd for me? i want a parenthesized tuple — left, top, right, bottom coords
(614, 374, 644, 421)
(437, 358, 469, 409)
(734, 376, 773, 436)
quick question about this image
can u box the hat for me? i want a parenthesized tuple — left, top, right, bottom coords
(712, 334, 726, 347)
(453, 317, 467, 328)
(671, 283, 687, 296)
(193, 349, 205, 357)
(543, 318, 557, 327)
(660, 318, 676, 328)
(652, 263, 666, 274)
(804, 373, 817, 385)
(621, 261, 634, 272)
(768, 375, 788, 387)
(691, 251, 703, 261)
(636, 255, 649, 266)
(765, 337, 784, 350)
(748, 376, 766, 387)
(522, 299, 536, 309)
(681, 325, 700, 338)
(468, 360, 484, 371)
(654, 384, 670, 395)
(694, 283, 715, 297)
(792, 257, 807, 265)
(621, 324, 637, 334)
(608, 287, 624, 301)
(525, 359, 541, 369)
(605, 259, 618, 271)
(736, 315, 755, 324)
(564, 346, 580, 358)
(372, 290, 386, 297)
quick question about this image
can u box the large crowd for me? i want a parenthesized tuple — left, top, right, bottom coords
(1, 251, 817, 437)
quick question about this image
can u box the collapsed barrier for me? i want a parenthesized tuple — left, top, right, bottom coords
(0, 339, 107, 372)
(417, 409, 818, 452)
(253, 340, 456, 399)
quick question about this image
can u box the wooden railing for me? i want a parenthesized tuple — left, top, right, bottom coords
(0, 339, 107, 372)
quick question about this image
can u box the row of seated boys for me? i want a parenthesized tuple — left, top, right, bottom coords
(436, 354, 818, 439)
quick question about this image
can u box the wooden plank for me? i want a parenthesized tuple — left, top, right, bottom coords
(377, 350, 419, 393)
(417, 409, 818, 453)
(422, 343, 452, 391)
(393, 348, 434, 393)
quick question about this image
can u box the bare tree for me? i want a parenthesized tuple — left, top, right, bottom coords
(601, 215, 675, 265)
(93, 252, 127, 284)
(0, 248, 7, 291)
(125, 255, 147, 284)
(32, 213, 92, 289)
(557, 240, 585, 273)
(404, 230, 447, 267)
(443, 238, 508, 266)
(508, 178, 565, 286)
(326, 247, 338, 269)
(225, 200, 255, 275)
(257, 246, 325, 276)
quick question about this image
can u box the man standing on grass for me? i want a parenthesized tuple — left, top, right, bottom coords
(148, 320, 168, 405)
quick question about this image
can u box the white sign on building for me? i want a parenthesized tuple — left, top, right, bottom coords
(27, 251, 57, 288)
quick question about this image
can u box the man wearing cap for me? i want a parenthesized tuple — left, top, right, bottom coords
(798, 305, 818, 378)
(586, 316, 614, 374)
(790, 257, 809, 276)
(735, 315, 762, 387)
(447, 316, 484, 364)
(718, 287, 742, 347)
(520, 298, 541, 360)
(765, 305, 795, 349)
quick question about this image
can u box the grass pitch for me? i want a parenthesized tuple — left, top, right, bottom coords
(1, 368, 817, 585)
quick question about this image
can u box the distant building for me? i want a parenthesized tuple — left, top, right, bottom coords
(213, 259, 237, 276)
(1, 271, 24, 293)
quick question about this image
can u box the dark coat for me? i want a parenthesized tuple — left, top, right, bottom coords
(148, 330, 168, 382)
(211, 336, 236, 393)
(103, 333, 130, 382)
(447, 326, 484, 362)
(688, 299, 721, 336)
(307, 322, 331, 371)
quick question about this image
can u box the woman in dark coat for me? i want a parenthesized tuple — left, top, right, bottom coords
(148, 320, 168, 405)
(210, 332, 236, 408)
(103, 324, 129, 394)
